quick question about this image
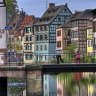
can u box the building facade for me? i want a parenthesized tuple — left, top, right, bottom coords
(24, 20, 36, 64)
(92, 9, 96, 56)
(56, 21, 71, 53)
(0, 0, 7, 64)
(70, 10, 93, 55)
(86, 26, 93, 55)
(34, 3, 72, 63)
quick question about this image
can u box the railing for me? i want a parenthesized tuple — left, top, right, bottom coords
(0, 52, 96, 66)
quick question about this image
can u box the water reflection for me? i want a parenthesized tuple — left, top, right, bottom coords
(43, 72, 96, 96)
(7, 77, 26, 96)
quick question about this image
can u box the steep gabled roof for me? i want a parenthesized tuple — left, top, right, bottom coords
(57, 9, 94, 29)
(69, 11, 83, 21)
(70, 9, 93, 21)
(35, 3, 72, 25)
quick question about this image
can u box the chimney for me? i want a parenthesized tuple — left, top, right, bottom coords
(65, 3, 68, 7)
(49, 3, 55, 8)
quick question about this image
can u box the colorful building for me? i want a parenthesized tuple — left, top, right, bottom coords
(34, 3, 72, 63)
(86, 26, 93, 55)
(56, 10, 93, 55)
(23, 16, 36, 64)
(92, 9, 96, 56)
(0, 0, 7, 65)
(56, 21, 71, 53)
(70, 10, 93, 55)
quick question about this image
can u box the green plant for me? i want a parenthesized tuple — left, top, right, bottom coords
(90, 57, 96, 63)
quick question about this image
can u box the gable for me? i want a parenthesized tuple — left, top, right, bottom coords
(51, 6, 72, 25)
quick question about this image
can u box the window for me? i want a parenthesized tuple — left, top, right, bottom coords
(36, 45, 39, 51)
(44, 45, 47, 50)
(57, 41, 61, 47)
(57, 30, 61, 36)
(26, 27, 31, 33)
(40, 45, 43, 50)
(36, 35, 39, 41)
(24, 44, 32, 50)
(30, 54, 33, 59)
(40, 35, 43, 40)
(26, 36, 29, 41)
(88, 40, 93, 47)
(25, 54, 33, 60)
(25, 54, 28, 60)
(29, 36, 32, 41)
(44, 35, 48, 40)
(40, 55, 43, 60)
(35, 26, 39, 31)
(58, 17, 61, 21)
(25, 36, 32, 41)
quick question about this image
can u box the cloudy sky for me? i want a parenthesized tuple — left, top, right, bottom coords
(17, 0, 96, 17)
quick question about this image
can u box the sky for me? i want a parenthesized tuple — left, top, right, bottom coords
(17, 0, 96, 17)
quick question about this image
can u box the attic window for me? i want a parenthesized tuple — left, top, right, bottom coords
(64, 8, 67, 12)
(58, 17, 61, 21)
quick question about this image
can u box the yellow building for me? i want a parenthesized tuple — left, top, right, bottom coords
(87, 27, 93, 55)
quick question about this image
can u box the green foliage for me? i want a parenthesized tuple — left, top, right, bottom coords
(62, 44, 77, 63)
(5, 0, 18, 13)
(66, 44, 76, 54)
(5, 0, 18, 21)
(80, 55, 96, 63)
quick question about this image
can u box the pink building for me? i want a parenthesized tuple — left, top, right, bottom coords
(56, 21, 71, 52)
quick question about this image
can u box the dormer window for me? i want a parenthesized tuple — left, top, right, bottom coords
(26, 27, 31, 33)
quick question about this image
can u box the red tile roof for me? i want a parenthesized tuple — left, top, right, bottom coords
(19, 16, 34, 30)
(14, 15, 35, 37)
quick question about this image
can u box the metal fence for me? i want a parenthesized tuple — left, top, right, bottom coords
(0, 52, 96, 66)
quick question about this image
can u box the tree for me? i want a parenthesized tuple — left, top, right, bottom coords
(63, 44, 77, 63)
(5, 0, 18, 21)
